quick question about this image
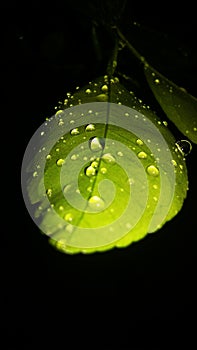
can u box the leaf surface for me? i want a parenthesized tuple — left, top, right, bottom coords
(144, 64, 197, 144)
(22, 76, 189, 254)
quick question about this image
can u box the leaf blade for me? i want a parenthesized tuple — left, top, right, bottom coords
(144, 64, 197, 143)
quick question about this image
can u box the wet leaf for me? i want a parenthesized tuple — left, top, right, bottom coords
(21, 76, 189, 254)
(144, 64, 197, 144)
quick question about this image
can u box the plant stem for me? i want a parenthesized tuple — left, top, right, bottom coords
(114, 26, 148, 65)
(106, 35, 119, 77)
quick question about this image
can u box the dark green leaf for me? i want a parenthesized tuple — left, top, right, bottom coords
(144, 64, 197, 144)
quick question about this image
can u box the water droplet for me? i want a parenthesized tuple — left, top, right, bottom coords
(64, 213, 73, 222)
(137, 151, 147, 159)
(59, 206, 64, 211)
(85, 124, 96, 131)
(193, 127, 197, 132)
(89, 137, 105, 152)
(85, 165, 96, 177)
(136, 139, 143, 146)
(175, 140, 192, 156)
(146, 165, 159, 177)
(46, 188, 52, 197)
(40, 131, 45, 136)
(101, 84, 108, 92)
(102, 153, 116, 164)
(153, 184, 158, 190)
(101, 167, 107, 174)
(56, 159, 65, 167)
(128, 178, 135, 185)
(46, 154, 52, 160)
(88, 196, 105, 211)
(85, 88, 91, 94)
(171, 159, 177, 167)
(70, 128, 79, 136)
(58, 119, 64, 126)
(154, 78, 160, 84)
(124, 112, 129, 117)
(117, 151, 123, 157)
(163, 121, 168, 127)
(153, 196, 158, 202)
(56, 148, 60, 152)
(91, 161, 99, 168)
(33, 171, 38, 177)
(71, 154, 78, 161)
(96, 94, 108, 101)
(63, 184, 72, 194)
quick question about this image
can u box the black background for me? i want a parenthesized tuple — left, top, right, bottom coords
(2, 1, 197, 347)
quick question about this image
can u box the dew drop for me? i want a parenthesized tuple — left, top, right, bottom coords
(136, 139, 143, 146)
(137, 151, 147, 159)
(58, 119, 64, 126)
(101, 84, 108, 92)
(33, 171, 38, 177)
(154, 78, 160, 84)
(70, 154, 78, 161)
(56, 159, 65, 167)
(91, 161, 99, 168)
(175, 140, 192, 156)
(88, 196, 105, 211)
(146, 165, 159, 177)
(63, 184, 72, 194)
(96, 94, 108, 102)
(46, 188, 52, 197)
(85, 124, 96, 131)
(64, 213, 73, 222)
(171, 159, 177, 167)
(89, 137, 105, 152)
(117, 151, 123, 157)
(153, 184, 158, 190)
(101, 167, 107, 174)
(46, 154, 52, 160)
(70, 128, 80, 136)
(101, 153, 116, 164)
(85, 88, 91, 94)
(85, 166, 96, 177)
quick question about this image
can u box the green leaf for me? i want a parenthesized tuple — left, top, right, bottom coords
(21, 76, 189, 254)
(144, 64, 197, 144)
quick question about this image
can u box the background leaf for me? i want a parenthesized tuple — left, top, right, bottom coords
(144, 64, 197, 143)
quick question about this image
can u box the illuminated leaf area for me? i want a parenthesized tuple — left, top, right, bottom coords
(22, 76, 189, 254)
